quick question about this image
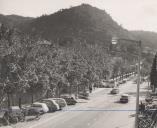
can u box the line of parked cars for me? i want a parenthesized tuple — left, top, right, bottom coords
(0, 96, 78, 126)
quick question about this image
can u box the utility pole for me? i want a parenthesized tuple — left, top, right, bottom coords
(135, 41, 142, 128)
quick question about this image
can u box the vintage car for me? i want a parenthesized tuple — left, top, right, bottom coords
(22, 104, 44, 118)
(32, 102, 49, 113)
(110, 88, 119, 94)
(106, 80, 116, 88)
(0, 109, 9, 126)
(145, 97, 153, 103)
(118, 80, 123, 85)
(120, 94, 129, 103)
(48, 98, 67, 109)
(78, 92, 89, 100)
(61, 95, 77, 105)
(1, 106, 25, 124)
(122, 79, 127, 84)
(99, 80, 107, 88)
(40, 99, 60, 111)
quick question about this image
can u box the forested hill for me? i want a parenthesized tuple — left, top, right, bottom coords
(131, 31, 157, 50)
(0, 14, 33, 28)
(19, 4, 133, 45)
(0, 4, 155, 74)
(18, 4, 157, 50)
(0, 4, 157, 50)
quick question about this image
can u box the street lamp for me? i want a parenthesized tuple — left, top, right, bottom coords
(111, 37, 142, 128)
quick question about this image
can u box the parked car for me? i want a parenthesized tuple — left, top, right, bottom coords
(99, 80, 107, 88)
(106, 80, 116, 88)
(22, 104, 44, 118)
(41, 99, 60, 111)
(133, 79, 143, 84)
(120, 94, 129, 103)
(118, 81, 123, 84)
(48, 98, 67, 109)
(150, 92, 157, 96)
(115, 81, 120, 87)
(122, 79, 127, 84)
(32, 102, 49, 113)
(93, 82, 99, 88)
(145, 97, 153, 103)
(0, 109, 9, 126)
(78, 92, 89, 100)
(61, 96, 77, 105)
(2, 106, 25, 124)
(110, 88, 119, 94)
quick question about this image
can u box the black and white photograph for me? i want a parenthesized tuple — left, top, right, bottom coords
(0, 0, 157, 128)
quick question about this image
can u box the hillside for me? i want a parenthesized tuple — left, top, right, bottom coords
(0, 14, 33, 28)
(20, 4, 133, 46)
(0, 4, 157, 50)
(0, 4, 154, 69)
(131, 31, 157, 50)
(21, 4, 157, 50)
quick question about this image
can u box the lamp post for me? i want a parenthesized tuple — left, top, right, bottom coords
(111, 37, 142, 128)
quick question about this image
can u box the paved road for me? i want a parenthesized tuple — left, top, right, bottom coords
(14, 80, 148, 128)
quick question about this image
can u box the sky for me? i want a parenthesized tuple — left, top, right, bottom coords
(0, 0, 157, 32)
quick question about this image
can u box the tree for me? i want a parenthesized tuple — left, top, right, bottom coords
(150, 53, 157, 92)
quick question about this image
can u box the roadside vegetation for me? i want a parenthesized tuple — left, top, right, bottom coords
(0, 23, 149, 107)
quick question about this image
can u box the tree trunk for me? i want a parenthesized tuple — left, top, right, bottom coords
(46, 90, 49, 98)
(75, 85, 78, 99)
(69, 85, 72, 96)
(19, 97, 21, 108)
(58, 87, 60, 98)
(31, 92, 34, 103)
(7, 93, 10, 108)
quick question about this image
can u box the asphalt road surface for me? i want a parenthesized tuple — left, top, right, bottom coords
(14, 79, 148, 128)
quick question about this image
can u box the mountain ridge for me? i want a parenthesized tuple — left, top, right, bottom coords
(0, 4, 157, 50)
(21, 4, 133, 46)
(0, 14, 33, 28)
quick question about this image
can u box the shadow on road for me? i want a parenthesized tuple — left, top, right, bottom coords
(129, 113, 135, 118)
(26, 116, 40, 122)
(114, 101, 130, 105)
